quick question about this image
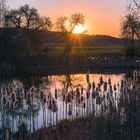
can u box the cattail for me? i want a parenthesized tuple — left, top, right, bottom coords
(40, 91, 44, 100)
(63, 94, 65, 102)
(118, 83, 120, 88)
(81, 95, 84, 102)
(133, 70, 138, 81)
(92, 82, 95, 90)
(100, 76, 104, 85)
(11, 92, 16, 104)
(121, 80, 124, 89)
(86, 73, 89, 83)
(98, 83, 101, 90)
(124, 80, 127, 86)
(86, 91, 90, 99)
(68, 104, 72, 116)
(52, 99, 57, 112)
(1, 95, 7, 107)
(1, 85, 7, 96)
(114, 85, 117, 91)
(83, 102, 86, 108)
(78, 98, 81, 104)
(96, 96, 101, 105)
(92, 91, 96, 99)
(103, 94, 105, 100)
(16, 87, 20, 96)
(43, 96, 47, 104)
(67, 93, 71, 103)
(71, 90, 74, 100)
(108, 78, 111, 85)
(110, 85, 113, 94)
(115, 92, 117, 100)
(87, 82, 91, 91)
(95, 88, 99, 97)
(107, 92, 110, 100)
(19, 88, 25, 101)
(55, 89, 57, 99)
(48, 99, 52, 110)
(76, 87, 80, 98)
(104, 82, 107, 91)
(81, 87, 84, 94)
(30, 92, 34, 103)
(128, 78, 132, 85)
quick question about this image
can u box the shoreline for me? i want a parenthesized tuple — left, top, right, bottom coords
(0, 55, 140, 78)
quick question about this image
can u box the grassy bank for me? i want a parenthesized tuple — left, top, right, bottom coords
(33, 116, 121, 140)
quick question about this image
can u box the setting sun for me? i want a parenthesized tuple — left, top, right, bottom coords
(73, 24, 85, 34)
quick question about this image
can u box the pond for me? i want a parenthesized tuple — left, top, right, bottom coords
(0, 70, 140, 139)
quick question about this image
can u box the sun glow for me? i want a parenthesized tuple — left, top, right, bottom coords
(73, 24, 85, 34)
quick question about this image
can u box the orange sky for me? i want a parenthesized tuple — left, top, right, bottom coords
(8, 0, 126, 37)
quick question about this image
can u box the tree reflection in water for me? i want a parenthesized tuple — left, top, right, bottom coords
(0, 70, 140, 140)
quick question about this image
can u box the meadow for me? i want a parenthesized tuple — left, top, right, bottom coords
(46, 45, 126, 56)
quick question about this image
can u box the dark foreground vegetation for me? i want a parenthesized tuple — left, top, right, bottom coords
(1, 70, 139, 140)
(34, 114, 139, 140)
(31, 77, 140, 140)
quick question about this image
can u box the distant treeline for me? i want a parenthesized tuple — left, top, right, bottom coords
(0, 28, 127, 55)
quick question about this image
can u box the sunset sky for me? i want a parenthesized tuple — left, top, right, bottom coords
(8, 0, 126, 37)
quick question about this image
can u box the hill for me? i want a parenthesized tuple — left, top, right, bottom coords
(0, 28, 126, 48)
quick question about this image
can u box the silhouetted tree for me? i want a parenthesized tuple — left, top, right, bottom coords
(56, 13, 85, 53)
(5, 4, 52, 30)
(121, 14, 140, 47)
(20, 4, 40, 29)
(121, 0, 140, 55)
(5, 9, 22, 28)
(0, 0, 7, 27)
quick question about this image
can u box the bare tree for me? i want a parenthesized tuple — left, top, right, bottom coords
(126, 0, 140, 41)
(5, 9, 22, 28)
(121, 14, 140, 47)
(127, 0, 140, 17)
(4, 4, 52, 30)
(56, 13, 85, 53)
(20, 4, 39, 29)
(34, 17, 52, 30)
(0, 0, 7, 27)
(121, 0, 140, 54)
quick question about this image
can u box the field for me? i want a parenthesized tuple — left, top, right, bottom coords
(30, 45, 127, 57)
